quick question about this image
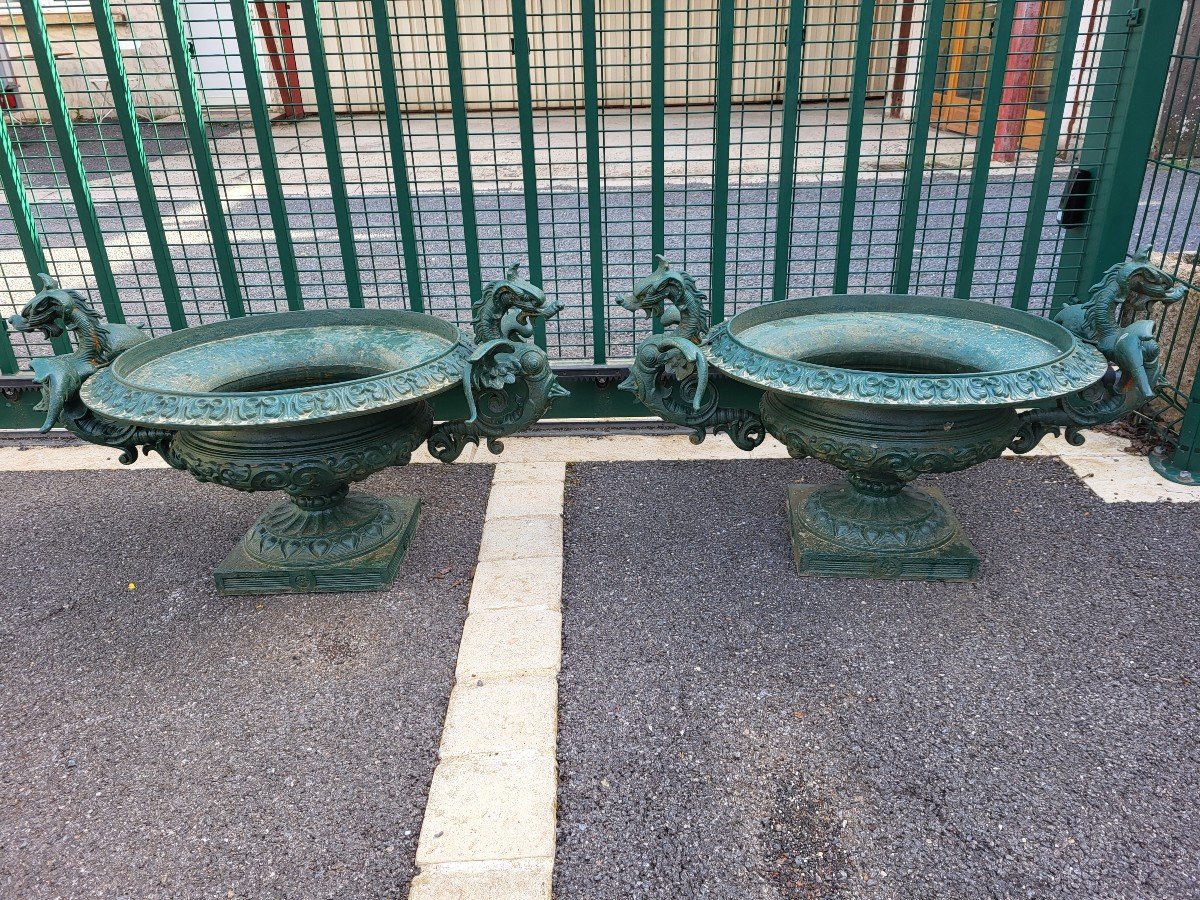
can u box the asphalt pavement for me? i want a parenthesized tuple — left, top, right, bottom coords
(556, 457, 1200, 899)
(0, 463, 492, 898)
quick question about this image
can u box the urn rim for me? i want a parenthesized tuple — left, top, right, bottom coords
(80, 308, 473, 430)
(704, 294, 1109, 409)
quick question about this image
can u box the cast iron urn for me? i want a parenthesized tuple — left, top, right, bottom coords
(619, 251, 1184, 580)
(10, 265, 567, 595)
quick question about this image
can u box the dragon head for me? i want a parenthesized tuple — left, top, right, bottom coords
(8, 273, 92, 340)
(1114, 247, 1187, 311)
(475, 263, 564, 343)
(618, 255, 708, 335)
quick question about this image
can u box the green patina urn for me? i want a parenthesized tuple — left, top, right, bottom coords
(620, 251, 1185, 580)
(10, 266, 567, 595)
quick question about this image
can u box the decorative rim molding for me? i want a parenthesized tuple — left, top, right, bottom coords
(704, 318, 1109, 409)
(82, 330, 474, 430)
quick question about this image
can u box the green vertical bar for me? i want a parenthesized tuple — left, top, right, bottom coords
(708, 0, 736, 323)
(160, 0, 245, 317)
(893, 0, 947, 293)
(1010, 0, 1085, 311)
(1174, 364, 1200, 473)
(1053, 0, 1184, 313)
(441, 0, 482, 303)
(953, 0, 1016, 298)
(371, 0, 425, 312)
(650, 0, 665, 334)
(229, 0, 304, 311)
(833, 0, 877, 293)
(771, 0, 807, 302)
(512, 0, 546, 348)
(91, 0, 187, 330)
(581, 0, 606, 363)
(298, 0, 364, 306)
(19, 0, 123, 323)
(0, 114, 69, 360)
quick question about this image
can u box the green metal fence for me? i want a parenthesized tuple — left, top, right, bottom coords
(0, 0, 1190, 429)
(1133, 0, 1200, 477)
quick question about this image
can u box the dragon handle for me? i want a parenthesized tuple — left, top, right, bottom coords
(617, 255, 765, 450)
(1010, 249, 1186, 455)
(8, 275, 176, 463)
(427, 264, 569, 462)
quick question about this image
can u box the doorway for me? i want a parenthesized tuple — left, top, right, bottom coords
(932, 0, 1067, 154)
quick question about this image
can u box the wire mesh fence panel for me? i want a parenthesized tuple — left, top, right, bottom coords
(1132, 0, 1200, 460)
(0, 0, 1191, 420)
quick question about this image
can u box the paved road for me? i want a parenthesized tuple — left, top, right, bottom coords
(557, 456, 1200, 899)
(0, 463, 491, 897)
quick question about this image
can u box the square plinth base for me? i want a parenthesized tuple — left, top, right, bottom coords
(787, 484, 979, 581)
(213, 496, 421, 596)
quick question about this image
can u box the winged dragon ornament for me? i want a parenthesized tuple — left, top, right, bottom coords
(1010, 248, 1186, 453)
(617, 255, 765, 450)
(427, 263, 570, 461)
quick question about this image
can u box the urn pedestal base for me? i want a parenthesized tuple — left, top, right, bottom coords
(787, 482, 978, 581)
(214, 493, 421, 596)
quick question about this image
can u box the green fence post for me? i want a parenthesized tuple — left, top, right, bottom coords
(771, 0, 807, 302)
(581, 0, 606, 363)
(512, 0, 547, 348)
(160, 0, 245, 317)
(298, 0, 364, 306)
(1051, 0, 1184, 312)
(953, 0, 1017, 299)
(90, 0, 187, 330)
(833, 0, 876, 294)
(0, 113, 69, 362)
(650, 0, 665, 334)
(892, 0, 947, 294)
(440, 0, 482, 304)
(708, 0, 736, 322)
(230, 0, 304, 311)
(1010, 0, 1087, 310)
(19, 0, 124, 323)
(371, 0, 425, 313)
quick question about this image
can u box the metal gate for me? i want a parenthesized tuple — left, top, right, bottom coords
(0, 0, 1188, 426)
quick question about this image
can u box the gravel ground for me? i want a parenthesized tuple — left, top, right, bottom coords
(0, 463, 492, 898)
(556, 457, 1200, 900)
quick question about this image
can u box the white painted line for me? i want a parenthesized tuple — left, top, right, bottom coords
(0, 430, 1193, 505)
(409, 462, 566, 900)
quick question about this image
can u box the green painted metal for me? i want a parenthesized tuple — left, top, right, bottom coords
(771, 0, 807, 303)
(160, 0, 245, 318)
(650, 0, 666, 335)
(580, 0, 606, 364)
(1053, 0, 1185, 313)
(90, 0, 187, 331)
(511, 0, 547, 349)
(440, 0, 482, 304)
(617, 254, 767, 448)
(892, 0, 947, 294)
(18, 0, 123, 324)
(0, 114, 69, 361)
(1011, 0, 1087, 311)
(370, 0, 425, 313)
(708, 0, 736, 324)
(833, 0, 876, 295)
(622, 256, 1176, 579)
(229, 0, 304, 312)
(12, 273, 566, 593)
(298, 0, 364, 306)
(953, 0, 1017, 299)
